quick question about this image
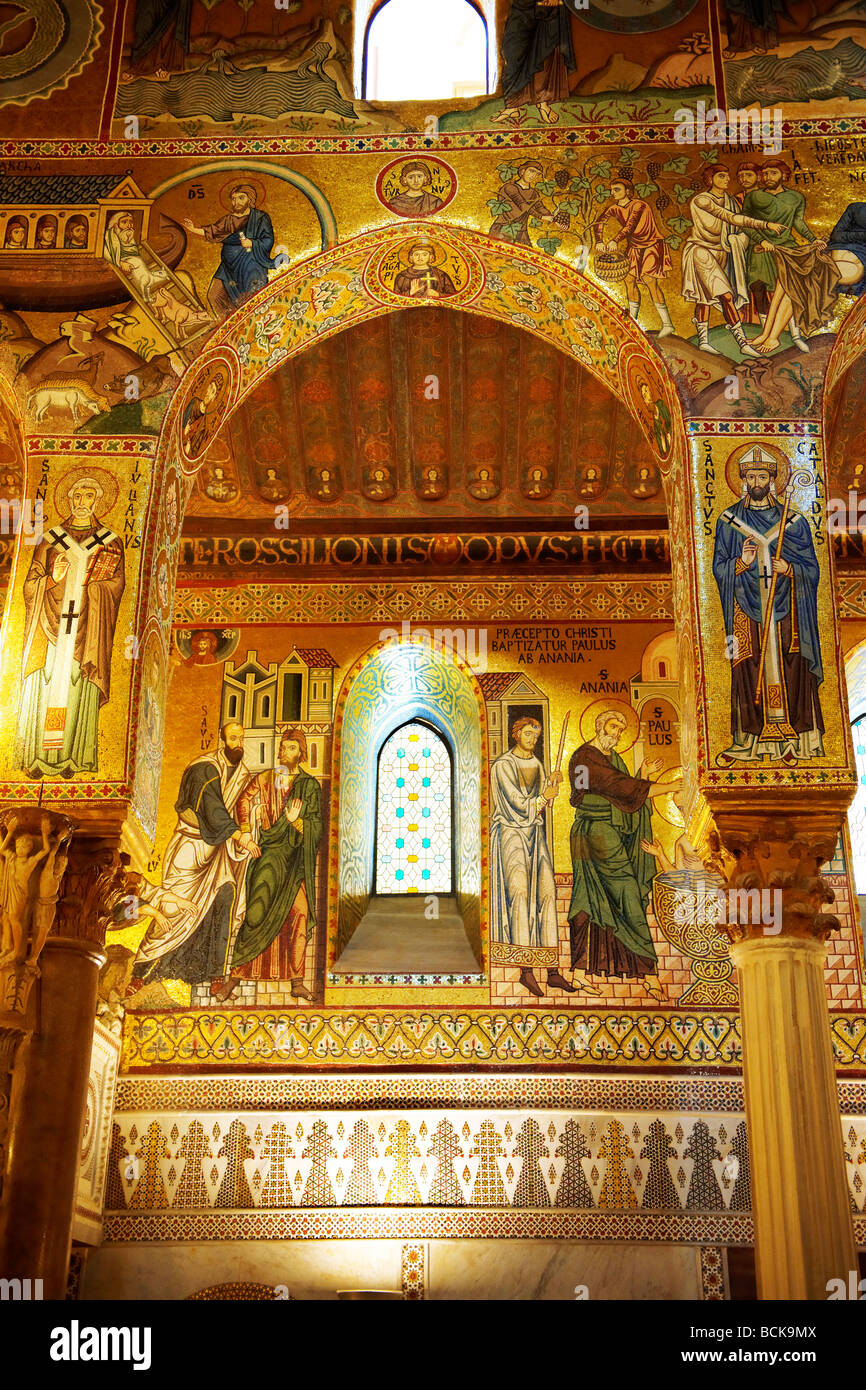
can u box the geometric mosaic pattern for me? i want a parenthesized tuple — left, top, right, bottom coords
(113, 1073, 866, 1115)
(375, 722, 452, 894)
(99, 1108, 866, 1249)
(699, 1247, 728, 1301)
(103, 1103, 866, 1217)
(172, 579, 675, 628)
(401, 1242, 425, 1300)
(103, 1108, 767, 1214)
(104, 1207, 764, 1245)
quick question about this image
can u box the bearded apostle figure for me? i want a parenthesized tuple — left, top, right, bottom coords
(490, 716, 576, 999)
(130, 721, 257, 994)
(183, 184, 276, 319)
(223, 728, 323, 1003)
(712, 447, 824, 766)
(16, 476, 125, 778)
(567, 710, 680, 1001)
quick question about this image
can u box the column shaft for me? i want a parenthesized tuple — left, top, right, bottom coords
(731, 935, 857, 1299)
(0, 937, 104, 1299)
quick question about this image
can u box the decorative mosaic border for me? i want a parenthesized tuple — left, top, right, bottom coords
(102, 1209, 759, 1245)
(27, 437, 157, 455)
(121, 1008, 866, 1071)
(328, 973, 486, 987)
(700, 1247, 728, 1301)
(7, 114, 866, 159)
(112, 1072, 866, 1115)
(172, 579, 674, 626)
(104, 1107, 866, 1215)
(113, 1072, 749, 1114)
(686, 420, 821, 437)
(401, 1242, 425, 1300)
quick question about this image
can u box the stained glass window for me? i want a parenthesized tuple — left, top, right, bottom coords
(375, 720, 452, 894)
(850, 715, 866, 892)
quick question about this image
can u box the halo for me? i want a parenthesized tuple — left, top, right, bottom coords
(218, 176, 268, 212)
(634, 375, 655, 409)
(53, 464, 120, 519)
(724, 440, 790, 497)
(374, 156, 457, 216)
(579, 698, 640, 752)
(178, 356, 234, 465)
(396, 236, 446, 269)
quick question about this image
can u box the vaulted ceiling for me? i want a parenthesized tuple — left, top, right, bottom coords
(189, 308, 664, 525)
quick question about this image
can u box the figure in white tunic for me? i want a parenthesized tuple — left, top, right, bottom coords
(489, 716, 574, 999)
(131, 722, 259, 996)
(16, 477, 125, 778)
(681, 164, 784, 358)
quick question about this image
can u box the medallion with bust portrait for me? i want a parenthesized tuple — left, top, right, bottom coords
(375, 156, 457, 219)
(365, 230, 484, 309)
(176, 349, 239, 469)
(175, 628, 240, 667)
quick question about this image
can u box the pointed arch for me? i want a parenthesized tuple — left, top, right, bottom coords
(139, 223, 693, 851)
(154, 220, 686, 506)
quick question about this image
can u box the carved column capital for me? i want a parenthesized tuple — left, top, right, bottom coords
(54, 840, 135, 948)
(712, 808, 843, 944)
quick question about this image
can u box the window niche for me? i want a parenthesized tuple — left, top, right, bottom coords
(358, 0, 492, 102)
(333, 639, 484, 972)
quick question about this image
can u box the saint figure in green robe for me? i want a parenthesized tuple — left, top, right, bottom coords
(226, 728, 322, 1001)
(567, 709, 680, 1002)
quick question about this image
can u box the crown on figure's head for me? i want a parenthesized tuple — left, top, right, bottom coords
(737, 445, 777, 478)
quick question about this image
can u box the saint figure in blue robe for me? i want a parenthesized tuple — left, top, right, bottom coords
(712, 446, 823, 766)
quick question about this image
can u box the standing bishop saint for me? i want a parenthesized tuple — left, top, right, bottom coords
(712, 446, 823, 765)
(17, 476, 125, 777)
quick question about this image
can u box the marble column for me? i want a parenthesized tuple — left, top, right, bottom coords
(718, 810, 858, 1300)
(0, 834, 128, 1299)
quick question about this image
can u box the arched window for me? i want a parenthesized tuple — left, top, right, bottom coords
(375, 719, 453, 893)
(362, 0, 490, 102)
(850, 713, 866, 892)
